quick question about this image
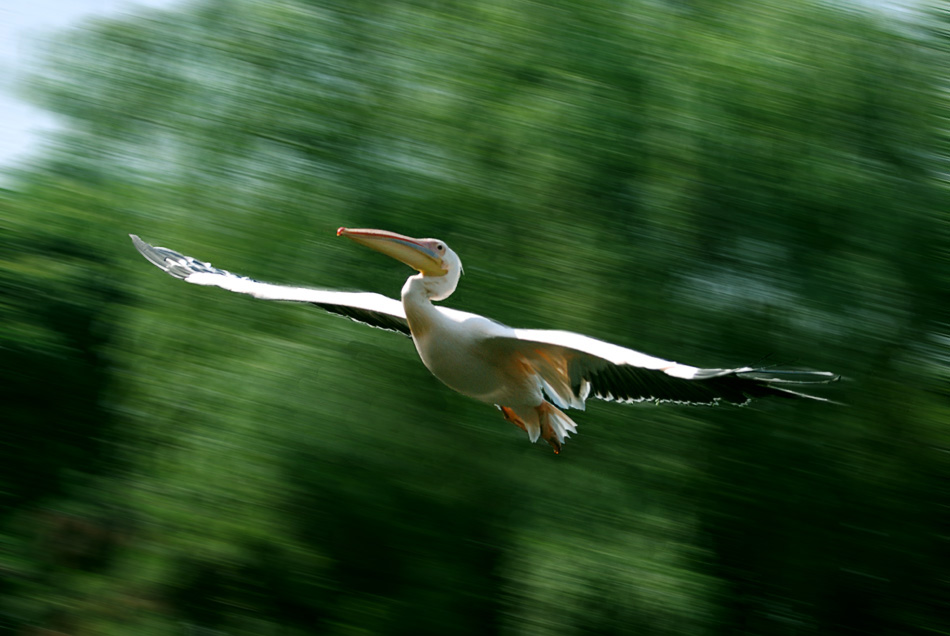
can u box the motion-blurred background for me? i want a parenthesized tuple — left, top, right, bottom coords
(2, 0, 947, 634)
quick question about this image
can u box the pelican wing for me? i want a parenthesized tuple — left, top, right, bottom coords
(484, 328, 838, 408)
(130, 235, 411, 336)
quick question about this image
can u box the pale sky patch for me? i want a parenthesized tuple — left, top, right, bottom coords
(0, 0, 180, 173)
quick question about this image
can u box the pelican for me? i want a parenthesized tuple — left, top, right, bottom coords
(130, 230, 837, 453)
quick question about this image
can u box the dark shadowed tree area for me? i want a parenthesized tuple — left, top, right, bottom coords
(1, 0, 948, 633)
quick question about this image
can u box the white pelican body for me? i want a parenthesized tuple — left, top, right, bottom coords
(131, 229, 837, 453)
(405, 305, 513, 405)
(400, 290, 573, 443)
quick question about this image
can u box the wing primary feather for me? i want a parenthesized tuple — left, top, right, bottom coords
(735, 369, 840, 384)
(130, 234, 222, 279)
(311, 303, 412, 336)
(589, 364, 737, 405)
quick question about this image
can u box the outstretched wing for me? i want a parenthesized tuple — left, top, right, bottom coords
(130, 235, 411, 336)
(484, 328, 838, 409)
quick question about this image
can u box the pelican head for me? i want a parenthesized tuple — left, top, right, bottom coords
(337, 227, 462, 301)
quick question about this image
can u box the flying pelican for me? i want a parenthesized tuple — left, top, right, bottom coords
(130, 230, 837, 453)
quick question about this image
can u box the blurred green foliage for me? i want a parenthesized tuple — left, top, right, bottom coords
(2, 0, 948, 633)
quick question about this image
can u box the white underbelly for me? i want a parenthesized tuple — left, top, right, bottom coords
(411, 320, 541, 407)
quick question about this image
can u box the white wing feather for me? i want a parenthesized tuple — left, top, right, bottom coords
(131, 235, 410, 335)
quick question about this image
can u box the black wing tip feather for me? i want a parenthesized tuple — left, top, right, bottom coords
(130, 234, 181, 277)
(131, 234, 193, 279)
(588, 364, 748, 406)
(131, 234, 231, 280)
(311, 302, 412, 337)
(732, 367, 841, 404)
(586, 364, 840, 407)
(735, 368, 840, 384)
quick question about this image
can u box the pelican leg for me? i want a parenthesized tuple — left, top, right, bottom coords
(539, 417, 562, 454)
(499, 406, 528, 433)
(499, 404, 573, 454)
(537, 401, 578, 455)
(538, 402, 561, 455)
